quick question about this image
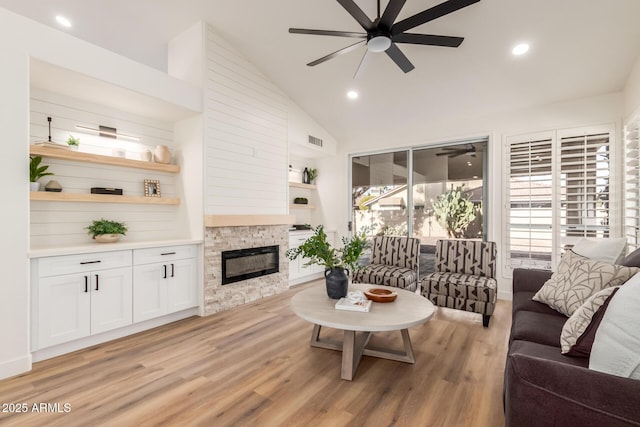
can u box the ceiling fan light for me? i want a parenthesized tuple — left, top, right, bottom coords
(367, 36, 391, 53)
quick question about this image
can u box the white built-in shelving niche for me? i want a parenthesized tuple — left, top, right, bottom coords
(28, 59, 202, 249)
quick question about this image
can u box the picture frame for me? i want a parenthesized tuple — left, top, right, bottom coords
(144, 179, 161, 197)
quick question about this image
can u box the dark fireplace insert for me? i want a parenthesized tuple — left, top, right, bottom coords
(221, 245, 279, 285)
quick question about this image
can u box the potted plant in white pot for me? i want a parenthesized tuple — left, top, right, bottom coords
(29, 156, 53, 191)
(85, 218, 128, 243)
(286, 225, 368, 299)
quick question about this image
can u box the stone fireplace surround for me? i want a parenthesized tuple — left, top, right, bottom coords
(204, 215, 294, 315)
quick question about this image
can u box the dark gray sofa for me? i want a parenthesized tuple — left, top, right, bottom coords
(505, 267, 640, 427)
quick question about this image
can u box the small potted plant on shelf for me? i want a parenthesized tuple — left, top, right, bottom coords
(85, 218, 128, 243)
(29, 156, 54, 192)
(308, 168, 318, 184)
(286, 225, 368, 299)
(66, 135, 80, 151)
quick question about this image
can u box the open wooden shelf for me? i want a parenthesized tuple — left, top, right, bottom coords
(30, 192, 180, 205)
(290, 204, 316, 210)
(30, 145, 180, 173)
(288, 182, 317, 190)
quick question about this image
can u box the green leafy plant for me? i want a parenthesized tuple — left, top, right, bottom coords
(308, 168, 318, 182)
(29, 156, 53, 183)
(66, 135, 80, 147)
(286, 225, 368, 271)
(85, 219, 128, 238)
(432, 185, 477, 238)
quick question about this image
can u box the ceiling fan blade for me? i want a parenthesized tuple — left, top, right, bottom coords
(353, 50, 368, 79)
(337, 0, 375, 31)
(385, 43, 414, 73)
(379, 0, 406, 30)
(307, 40, 365, 67)
(289, 28, 367, 38)
(392, 33, 464, 48)
(392, 0, 480, 35)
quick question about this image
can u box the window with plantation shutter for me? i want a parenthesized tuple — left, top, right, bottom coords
(505, 125, 616, 272)
(625, 117, 640, 251)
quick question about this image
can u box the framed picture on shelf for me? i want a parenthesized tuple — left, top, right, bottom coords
(144, 179, 161, 197)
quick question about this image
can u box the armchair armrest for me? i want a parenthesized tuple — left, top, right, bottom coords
(512, 268, 553, 294)
(505, 353, 640, 427)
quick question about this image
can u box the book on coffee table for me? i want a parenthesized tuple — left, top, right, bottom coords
(335, 297, 372, 312)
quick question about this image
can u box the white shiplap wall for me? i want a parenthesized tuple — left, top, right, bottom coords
(204, 25, 288, 215)
(29, 89, 181, 248)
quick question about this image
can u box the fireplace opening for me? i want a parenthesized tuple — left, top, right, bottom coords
(221, 245, 279, 285)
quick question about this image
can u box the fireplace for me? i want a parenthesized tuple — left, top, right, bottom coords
(221, 245, 279, 285)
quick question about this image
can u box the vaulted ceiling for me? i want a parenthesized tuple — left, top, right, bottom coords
(2, 0, 640, 144)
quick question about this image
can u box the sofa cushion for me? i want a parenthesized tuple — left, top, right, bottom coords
(352, 264, 418, 291)
(510, 311, 567, 347)
(509, 339, 588, 368)
(571, 237, 627, 264)
(590, 272, 640, 379)
(512, 291, 563, 316)
(533, 250, 639, 316)
(560, 286, 619, 356)
(621, 247, 640, 268)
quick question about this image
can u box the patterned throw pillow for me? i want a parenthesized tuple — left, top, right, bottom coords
(560, 286, 619, 355)
(533, 251, 639, 316)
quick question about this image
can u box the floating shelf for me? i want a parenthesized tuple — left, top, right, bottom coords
(30, 192, 180, 205)
(290, 204, 316, 210)
(30, 146, 180, 173)
(288, 182, 317, 190)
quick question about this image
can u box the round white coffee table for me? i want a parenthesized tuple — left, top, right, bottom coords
(290, 283, 435, 380)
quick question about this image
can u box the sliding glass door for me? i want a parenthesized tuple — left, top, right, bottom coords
(351, 151, 409, 236)
(350, 139, 488, 243)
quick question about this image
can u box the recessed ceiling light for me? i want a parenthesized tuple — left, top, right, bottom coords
(347, 90, 359, 100)
(512, 43, 529, 56)
(467, 161, 473, 166)
(55, 15, 72, 28)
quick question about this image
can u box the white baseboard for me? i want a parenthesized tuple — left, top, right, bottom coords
(498, 289, 513, 301)
(0, 353, 32, 381)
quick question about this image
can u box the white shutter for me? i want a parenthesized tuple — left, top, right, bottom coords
(558, 131, 612, 249)
(505, 125, 615, 272)
(625, 117, 640, 251)
(506, 133, 554, 270)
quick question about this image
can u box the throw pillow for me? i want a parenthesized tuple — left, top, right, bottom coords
(560, 286, 619, 356)
(532, 250, 639, 316)
(621, 247, 640, 268)
(571, 237, 627, 264)
(589, 272, 640, 379)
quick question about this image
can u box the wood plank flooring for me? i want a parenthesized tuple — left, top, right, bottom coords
(0, 280, 511, 427)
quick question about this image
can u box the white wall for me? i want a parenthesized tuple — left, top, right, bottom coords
(624, 54, 640, 119)
(0, 7, 201, 379)
(203, 25, 289, 215)
(320, 92, 624, 300)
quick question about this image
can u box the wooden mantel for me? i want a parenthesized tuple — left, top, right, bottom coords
(204, 215, 296, 227)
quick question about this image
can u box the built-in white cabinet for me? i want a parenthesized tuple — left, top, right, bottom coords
(31, 244, 198, 352)
(289, 231, 333, 285)
(33, 251, 133, 349)
(133, 245, 197, 322)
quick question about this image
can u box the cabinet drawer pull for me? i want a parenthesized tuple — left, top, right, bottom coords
(95, 274, 99, 291)
(163, 264, 167, 279)
(171, 263, 175, 277)
(161, 252, 176, 256)
(80, 260, 102, 265)
(84, 276, 88, 293)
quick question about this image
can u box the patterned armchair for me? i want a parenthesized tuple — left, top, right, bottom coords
(352, 236, 421, 292)
(421, 239, 497, 327)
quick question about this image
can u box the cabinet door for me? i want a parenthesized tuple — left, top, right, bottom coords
(167, 258, 197, 313)
(133, 263, 167, 322)
(90, 267, 133, 334)
(38, 273, 91, 348)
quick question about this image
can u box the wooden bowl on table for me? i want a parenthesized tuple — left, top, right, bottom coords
(364, 288, 398, 303)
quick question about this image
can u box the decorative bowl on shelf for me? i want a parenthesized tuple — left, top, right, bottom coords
(364, 288, 398, 303)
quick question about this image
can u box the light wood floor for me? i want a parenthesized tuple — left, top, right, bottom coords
(0, 281, 511, 427)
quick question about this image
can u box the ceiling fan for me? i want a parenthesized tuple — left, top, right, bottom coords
(435, 144, 477, 158)
(289, 0, 480, 75)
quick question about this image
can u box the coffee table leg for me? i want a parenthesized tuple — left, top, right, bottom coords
(341, 330, 371, 381)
